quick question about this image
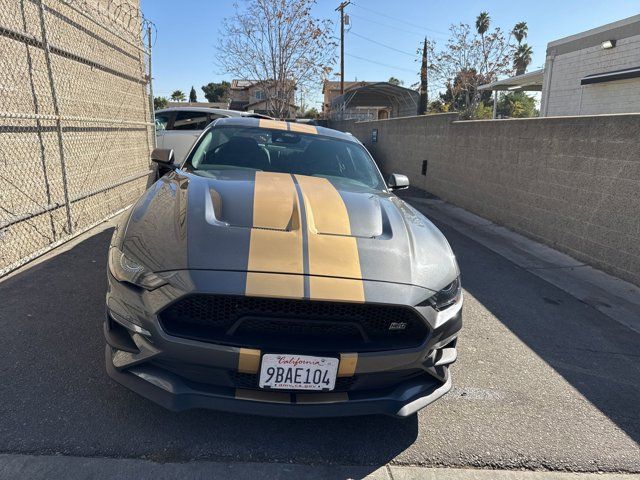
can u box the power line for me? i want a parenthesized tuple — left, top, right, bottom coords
(345, 53, 417, 74)
(348, 13, 425, 38)
(350, 2, 448, 36)
(349, 31, 417, 57)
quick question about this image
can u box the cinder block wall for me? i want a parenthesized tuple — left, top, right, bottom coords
(332, 114, 640, 286)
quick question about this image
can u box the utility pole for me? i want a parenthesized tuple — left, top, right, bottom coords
(336, 1, 350, 94)
(419, 37, 428, 115)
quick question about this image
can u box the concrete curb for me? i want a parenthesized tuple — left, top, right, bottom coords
(1, 455, 638, 480)
(406, 197, 640, 335)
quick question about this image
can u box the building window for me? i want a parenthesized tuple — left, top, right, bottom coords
(254, 90, 265, 101)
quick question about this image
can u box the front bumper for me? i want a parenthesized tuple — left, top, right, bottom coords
(105, 345, 452, 417)
(105, 270, 462, 417)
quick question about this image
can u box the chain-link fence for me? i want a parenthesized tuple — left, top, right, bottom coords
(0, 0, 154, 277)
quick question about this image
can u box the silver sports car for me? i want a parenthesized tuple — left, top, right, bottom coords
(105, 117, 462, 417)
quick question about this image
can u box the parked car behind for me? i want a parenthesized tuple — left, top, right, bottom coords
(154, 107, 271, 164)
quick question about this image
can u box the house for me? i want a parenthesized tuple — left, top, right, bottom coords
(479, 14, 640, 117)
(228, 79, 297, 118)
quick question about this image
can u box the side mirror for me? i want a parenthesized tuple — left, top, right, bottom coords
(151, 148, 175, 166)
(388, 173, 409, 190)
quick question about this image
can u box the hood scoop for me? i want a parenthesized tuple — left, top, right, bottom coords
(203, 174, 386, 239)
(310, 190, 384, 239)
(205, 173, 301, 232)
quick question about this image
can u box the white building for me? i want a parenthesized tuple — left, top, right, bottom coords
(541, 15, 640, 116)
(480, 15, 640, 117)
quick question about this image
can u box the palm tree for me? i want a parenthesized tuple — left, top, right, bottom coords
(476, 12, 490, 75)
(475, 12, 490, 36)
(513, 44, 533, 75)
(170, 90, 186, 102)
(513, 22, 528, 45)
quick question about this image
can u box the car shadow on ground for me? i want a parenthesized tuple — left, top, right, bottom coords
(0, 229, 417, 469)
(433, 220, 640, 446)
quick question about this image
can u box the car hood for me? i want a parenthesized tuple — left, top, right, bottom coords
(121, 170, 458, 293)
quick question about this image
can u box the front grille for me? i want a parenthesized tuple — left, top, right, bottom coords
(159, 294, 429, 352)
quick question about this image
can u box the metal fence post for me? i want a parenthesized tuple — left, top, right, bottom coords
(36, 0, 73, 235)
(147, 24, 156, 148)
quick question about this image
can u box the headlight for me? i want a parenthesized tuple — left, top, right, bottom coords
(423, 277, 461, 311)
(108, 247, 167, 290)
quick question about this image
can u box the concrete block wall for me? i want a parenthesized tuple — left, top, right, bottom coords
(332, 114, 640, 286)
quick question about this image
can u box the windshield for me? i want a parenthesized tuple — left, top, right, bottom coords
(183, 126, 386, 190)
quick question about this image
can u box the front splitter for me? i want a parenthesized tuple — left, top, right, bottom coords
(105, 346, 452, 418)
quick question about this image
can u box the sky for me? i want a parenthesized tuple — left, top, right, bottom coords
(141, 0, 639, 109)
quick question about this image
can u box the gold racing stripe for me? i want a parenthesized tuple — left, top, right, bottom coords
(258, 119, 288, 130)
(288, 123, 318, 135)
(245, 172, 304, 298)
(294, 175, 365, 302)
(237, 348, 261, 374)
(258, 119, 318, 134)
(337, 353, 358, 377)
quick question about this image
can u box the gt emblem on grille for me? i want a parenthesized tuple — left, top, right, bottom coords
(389, 322, 407, 331)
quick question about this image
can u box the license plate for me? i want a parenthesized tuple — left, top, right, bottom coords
(259, 354, 339, 391)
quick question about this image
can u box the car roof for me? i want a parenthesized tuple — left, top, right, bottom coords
(156, 107, 249, 117)
(211, 117, 358, 143)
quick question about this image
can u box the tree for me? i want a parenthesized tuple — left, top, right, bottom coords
(512, 22, 528, 45)
(497, 91, 537, 118)
(388, 77, 403, 86)
(475, 11, 490, 35)
(514, 44, 533, 75)
(201, 81, 231, 103)
(512, 21, 531, 75)
(474, 102, 493, 119)
(301, 107, 319, 119)
(170, 90, 185, 102)
(153, 96, 168, 110)
(439, 69, 492, 112)
(427, 99, 448, 113)
(428, 19, 514, 118)
(475, 12, 490, 74)
(189, 86, 197, 102)
(218, 0, 336, 118)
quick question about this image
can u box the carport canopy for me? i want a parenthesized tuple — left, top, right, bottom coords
(478, 69, 544, 92)
(478, 69, 544, 119)
(329, 82, 420, 120)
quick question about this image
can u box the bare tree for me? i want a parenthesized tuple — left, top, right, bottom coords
(428, 20, 515, 118)
(218, 0, 336, 119)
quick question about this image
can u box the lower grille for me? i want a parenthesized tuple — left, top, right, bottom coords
(158, 294, 429, 352)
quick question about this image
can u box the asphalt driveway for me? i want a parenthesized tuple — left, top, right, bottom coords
(0, 209, 638, 474)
